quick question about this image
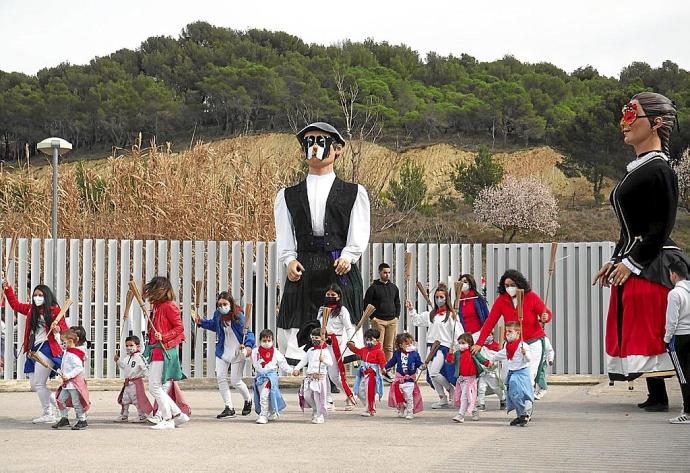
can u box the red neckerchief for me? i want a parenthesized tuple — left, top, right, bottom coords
(221, 306, 241, 324)
(258, 346, 274, 367)
(506, 339, 520, 360)
(435, 306, 447, 316)
(67, 347, 85, 364)
(313, 343, 328, 350)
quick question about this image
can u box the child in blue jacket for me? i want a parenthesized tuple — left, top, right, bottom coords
(385, 332, 424, 419)
(195, 291, 255, 419)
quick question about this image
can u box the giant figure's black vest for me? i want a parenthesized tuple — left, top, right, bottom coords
(284, 177, 358, 253)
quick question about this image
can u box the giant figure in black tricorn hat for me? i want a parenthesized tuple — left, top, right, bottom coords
(274, 122, 370, 364)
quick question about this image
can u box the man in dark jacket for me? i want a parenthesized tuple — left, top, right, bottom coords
(363, 263, 401, 368)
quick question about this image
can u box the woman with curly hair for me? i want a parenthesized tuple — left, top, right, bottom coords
(472, 269, 552, 413)
(593, 91, 690, 412)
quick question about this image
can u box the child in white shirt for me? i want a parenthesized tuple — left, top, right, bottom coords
(252, 329, 293, 424)
(490, 321, 533, 427)
(115, 335, 152, 422)
(293, 328, 333, 424)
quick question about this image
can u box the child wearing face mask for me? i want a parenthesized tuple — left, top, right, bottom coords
(488, 321, 533, 427)
(195, 291, 254, 419)
(293, 328, 333, 424)
(114, 335, 152, 422)
(385, 332, 424, 419)
(2, 280, 66, 424)
(52, 329, 91, 430)
(447, 332, 493, 423)
(456, 274, 490, 339)
(251, 329, 293, 424)
(317, 283, 356, 411)
(476, 335, 506, 411)
(407, 284, 464, 409)
(347, 328, 386, 417)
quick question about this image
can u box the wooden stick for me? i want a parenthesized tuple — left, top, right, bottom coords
(416, 340, 442, 383)
(416, 281, 432, 306)
(337, 304, 376, 364)
(454, 280, 463, 310)
(120, 289, 135, 351)
(129, 278, 170, 360)
(27, 352, 60, 375)
(404, 252, 412, 281)
(0, 236, 18, 306)
(242, 303, 253, 346)
(194, 280, 204, 311)
(318, 307, 332, 373)
(543, 242, 558, 308)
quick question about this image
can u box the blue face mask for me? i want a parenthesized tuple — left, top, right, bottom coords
(218, 305, 231, 315)
(435, 297, 446, 307)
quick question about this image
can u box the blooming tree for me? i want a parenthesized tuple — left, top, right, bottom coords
(673, 148, 690, 211)
(473, 176, 559, 242)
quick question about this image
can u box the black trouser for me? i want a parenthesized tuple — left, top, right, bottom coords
(669, 334, 690, 414)
(646, 377, 668, 405)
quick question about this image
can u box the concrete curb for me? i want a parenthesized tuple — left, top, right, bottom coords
(0, 374, 604, 393)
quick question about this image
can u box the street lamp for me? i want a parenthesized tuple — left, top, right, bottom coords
(37, 137, 72, 287)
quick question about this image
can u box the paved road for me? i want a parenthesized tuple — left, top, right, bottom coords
(0, 380, 688, 472)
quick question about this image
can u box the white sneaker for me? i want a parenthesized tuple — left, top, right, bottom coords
(313, 414, 324, 424)
(150, 419, 175, 430)
(669, 414, 690, 424)
(256, 415, 268, 424)
(114, 416, 128, 423)
(432, 397, 449, 409)
(405, 413, 414, 420)
(146, 414, 162, 425)
(32, 414, 56, 424)
(534, 389, 545, 400)
(472, 412, 480, 421)
(173, 413, 190, 427)
(268, 412, 278, 421)
(452, 414, 465, 423)
(360, 411, 371, 417)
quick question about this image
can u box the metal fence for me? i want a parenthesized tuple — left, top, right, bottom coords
(1, 238, 614, 380)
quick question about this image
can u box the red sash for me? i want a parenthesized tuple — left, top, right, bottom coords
(328, 333, 354, 398)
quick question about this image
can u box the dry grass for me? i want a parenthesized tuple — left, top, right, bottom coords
(0, 136, 299, 241)
(0, 133, 620, 242)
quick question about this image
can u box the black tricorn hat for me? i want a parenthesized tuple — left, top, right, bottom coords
(296, 122, 346, 146)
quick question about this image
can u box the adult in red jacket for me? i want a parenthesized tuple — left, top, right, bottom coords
(142, 276, 188, 430)
(472, 269, 552, 402)
(2, 281, 68, 423)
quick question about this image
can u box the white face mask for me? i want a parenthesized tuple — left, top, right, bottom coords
(506, 286, 518, 297)
(126, 347, 136, 354)
(461, 283, 470, 293)
(218, 305, 231, 315)
(33, 296, 45, 307)
(435, 297, 446, 307)
(459, 343, 469, 351)
(506, 333, 518, 342)
(261, 341, 273, 349)
(404, 344, 416, 352)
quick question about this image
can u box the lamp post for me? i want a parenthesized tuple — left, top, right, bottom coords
(37, 137, 71, 287)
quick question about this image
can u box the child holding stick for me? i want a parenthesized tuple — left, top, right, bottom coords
(447, 332, 493, 423)
(52, 328, 90, 430)
(114, 335, 152, 422)
(294, 328, 333, 424)
(489, 321, 533, 427)
(385, 332, 424, 419)
(347, 328, 386, 417)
